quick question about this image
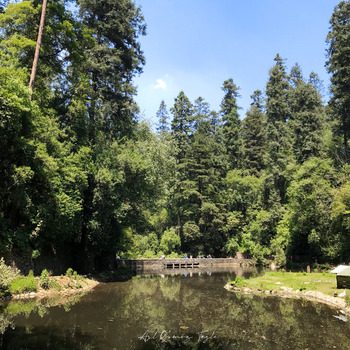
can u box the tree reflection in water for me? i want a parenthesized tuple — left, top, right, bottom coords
(1, 269, 350, 350)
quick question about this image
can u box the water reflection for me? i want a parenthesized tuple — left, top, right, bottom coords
(1, 268, 350, 349)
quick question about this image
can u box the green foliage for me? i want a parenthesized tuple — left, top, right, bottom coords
(289, 68, 326, 163)
(65, 268, 84, 289)
(331, 176, 350, 260)
(326, 0, 350, 161)
(122, 232, 160, 258)
(220, 79, 243, 170)
(229, 276, 247, 287)
(160, 227, 181, 255)
(156, 100, 170, 136)
(286, 158, 335, 261)
(0, 0, 350, 269)
(10, 270, 37, 294)
(171, 91, 194, 160)
(225, 237, 240, 257)
(0, 258, 17, 295)
(40, 269, 50, 290)
(242, 90, 267, 175)
(265, 54, 293, 204)
(65, 268, 74, 278)
(31, 250, 40, 259)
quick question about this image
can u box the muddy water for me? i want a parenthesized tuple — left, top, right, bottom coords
(1, 268, 350, 349)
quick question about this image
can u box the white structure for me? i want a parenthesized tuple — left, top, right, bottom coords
(330, 265, 349, 274)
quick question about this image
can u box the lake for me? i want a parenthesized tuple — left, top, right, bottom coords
(1, 267, 350, 349)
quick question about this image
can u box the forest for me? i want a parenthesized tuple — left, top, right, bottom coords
(1, 0, 350, 271)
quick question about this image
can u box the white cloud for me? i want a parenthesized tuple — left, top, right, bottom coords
(153, 78, 167, 90)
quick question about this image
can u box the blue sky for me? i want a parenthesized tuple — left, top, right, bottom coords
(133, 0, 340, 126)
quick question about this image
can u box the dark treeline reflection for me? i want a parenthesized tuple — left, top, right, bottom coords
(1, 270, 350, 349)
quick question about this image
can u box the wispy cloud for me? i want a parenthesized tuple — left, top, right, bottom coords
(153, 78, 167, 90)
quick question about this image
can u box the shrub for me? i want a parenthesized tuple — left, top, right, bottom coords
(166, 251, 182, 259)
(65, 268, 74, 278)
(160, 228, 181, 254)
(65, 268, 84, 289)
(0, 258, 17, 295)
(10, 271, 38, 294)
(40, 269, 50, 290)
(229, 276, 247, 287)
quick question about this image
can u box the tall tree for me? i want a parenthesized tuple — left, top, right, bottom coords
(326, 0, 350, 162)
(78, 0, 146, 141)
(242, 90, 267, 175)
(170, 91, 194, 232)
(179, 97, 227, 255)
(171, 91, 194, 160)
(286, 158, 335, 261)
(156, 100, 169, 136)
(265, 54, 293, 204)
(289, 65, 326, 163)
(220, 79, 243, 170)
(28, 0, 47, 97)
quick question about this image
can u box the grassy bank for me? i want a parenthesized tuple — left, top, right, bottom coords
(228, 271, 338, 296)
(0, 259, 98, 300)
(226, 271, 350, 313)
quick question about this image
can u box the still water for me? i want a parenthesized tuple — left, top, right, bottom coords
(1, 267, 350, 350)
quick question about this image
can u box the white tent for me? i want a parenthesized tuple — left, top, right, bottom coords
(330, 265, 349, 274)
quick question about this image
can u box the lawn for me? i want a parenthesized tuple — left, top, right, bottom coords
(229, 271, 339, 296)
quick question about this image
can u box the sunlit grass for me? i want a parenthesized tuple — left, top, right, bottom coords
(229, 271, 338, 296)
(9, 271, 38, 295)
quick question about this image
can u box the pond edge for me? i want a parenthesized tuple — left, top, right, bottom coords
(224, 284, 350, 315)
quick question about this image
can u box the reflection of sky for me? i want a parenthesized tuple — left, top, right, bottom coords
(0, 269, 350, 350)
(3, 271, 350, 349)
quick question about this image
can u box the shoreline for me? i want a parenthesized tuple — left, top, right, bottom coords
(2, 277, 99, 302)
(224, 284, 350, 315)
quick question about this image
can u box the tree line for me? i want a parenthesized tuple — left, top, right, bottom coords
(1, 0, 350, 270)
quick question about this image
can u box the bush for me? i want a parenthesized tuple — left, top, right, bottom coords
(40, 269, 50, 290)
(10, 271, 38, 294)
(160, 228, 181, 254)
(166, 251, 182, 258)
(65, 268, 74, 278)
(0, 258, 17, 295)
(229, 276, 247, 287)
(65, 268, 84, 289)
(141, 250, 158, 259)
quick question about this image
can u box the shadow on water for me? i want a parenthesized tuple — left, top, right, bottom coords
(1, 268, 350, 350)
(0, 325, 101, 350)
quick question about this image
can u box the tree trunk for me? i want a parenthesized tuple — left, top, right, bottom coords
(29, 0, 48, 99)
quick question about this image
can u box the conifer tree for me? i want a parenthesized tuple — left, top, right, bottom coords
(78, 0, 146, 140)
(179, 97, 226, 255)
(220, 79, 243, 170)
(156, 100, 169, 136)
(242, 90, 267, 175)
(265, 54, 293, 204)
(326, 0, 350, 161)
(169, 91, 194, 232)
(289, 65, 326, 163)
(171, 91, 194, 161)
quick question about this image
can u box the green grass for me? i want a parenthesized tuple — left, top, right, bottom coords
(228, 271, 338, 296)
(9, 271, 38, 294)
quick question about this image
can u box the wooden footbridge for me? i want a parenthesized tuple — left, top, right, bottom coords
(118, 258, 255, 273)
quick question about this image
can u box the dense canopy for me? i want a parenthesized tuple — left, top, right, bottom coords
(1, 0, 350, 272)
